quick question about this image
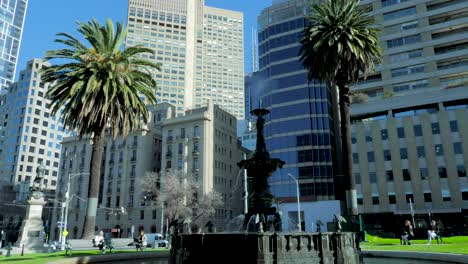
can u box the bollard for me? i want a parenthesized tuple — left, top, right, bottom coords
(21, 244, 24, 256)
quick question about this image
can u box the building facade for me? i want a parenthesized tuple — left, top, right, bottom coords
(351, 97, 467, 230)
(0, 59, 70, 194)
(0, 0, 28, 94)
(256, 0, 342, 229)
(160, 102, 245, 229)
(49, 104, 174, 240)
(350, 0, 468, 229)
(126, 0, 245, 119)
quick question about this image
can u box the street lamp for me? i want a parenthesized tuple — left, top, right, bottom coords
(287, 173, 301, 232)
(61, 172, 89, 250)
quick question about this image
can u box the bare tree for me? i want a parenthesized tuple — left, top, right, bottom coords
(141, 171, 224, 230)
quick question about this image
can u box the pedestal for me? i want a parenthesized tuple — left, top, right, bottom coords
(16, 193, 46, 251)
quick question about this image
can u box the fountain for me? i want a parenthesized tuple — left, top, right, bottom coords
(170, 108, 360, 263)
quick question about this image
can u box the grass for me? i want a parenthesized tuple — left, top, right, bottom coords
(361, 234, 468, 255)
(1, 248, 169, 264)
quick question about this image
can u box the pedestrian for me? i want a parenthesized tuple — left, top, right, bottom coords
(96, 230, 105, 253)
(427, 220, 437, 245)
(401, 220, 414, 245)
(0, 230, 5, 248)
(136, 230, 147, 252)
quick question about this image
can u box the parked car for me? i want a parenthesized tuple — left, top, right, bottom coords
(146, 233, 169, 248)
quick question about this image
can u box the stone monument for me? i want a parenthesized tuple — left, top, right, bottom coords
(16, 161, 47, 252)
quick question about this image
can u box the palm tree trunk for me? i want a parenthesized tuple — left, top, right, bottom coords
(337, 81, 358, 216)
(81, 128, 106, 239)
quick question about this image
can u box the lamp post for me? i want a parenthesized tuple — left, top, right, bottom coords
(243, 152, 248, 214)
(58, 201, 65, 247)
(287, 173, 301, 232)
(62, 172, 89, 250)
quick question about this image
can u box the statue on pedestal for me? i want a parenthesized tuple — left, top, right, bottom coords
(30, 161, 46, 199)
(17, 161, 47, 251)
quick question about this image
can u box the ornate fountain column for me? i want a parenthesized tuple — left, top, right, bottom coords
(238, 108, 285, 229)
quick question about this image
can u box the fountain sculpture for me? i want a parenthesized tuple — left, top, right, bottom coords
(170, 108, 360, 264)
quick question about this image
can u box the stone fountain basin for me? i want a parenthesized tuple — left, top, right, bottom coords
(170, 232, 359, 264)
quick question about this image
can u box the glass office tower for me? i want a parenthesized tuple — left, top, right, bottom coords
(0, 0, 28, 94)
(257, 0, 340, 203)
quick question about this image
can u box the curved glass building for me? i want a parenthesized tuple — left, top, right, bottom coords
(257, 0, 341, 212)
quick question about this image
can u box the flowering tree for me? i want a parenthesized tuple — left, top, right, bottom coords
(141, 171, 223, 231)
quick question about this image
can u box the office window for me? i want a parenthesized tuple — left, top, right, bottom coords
(388, 195, 396, 204)
(462, 192, 468, 201)
(381, 129, 388, 140)
(387, 34, 421, 48)
(438, 167, 447, 178)
(431, 123, 440, 134)
(402, 169, 411, 181)
(384, 150, 391, 161)
(417, 146, 425, 158)
(369, 172, 377, 183)
(449, 120, 458, 132)
(413, 125, 422, 137)
(453, 142, 463, 154)
(152, 209, 157, 220)
(424, 193, 432, 202)
(397, 127, 405, 138)
(443, 195, 451, 202)
(353, 153, 359, 164)
(140, 210, 145, 220)
(435, 144, 444, 156)
(457, 165, 466, 177)
(386, 170, 394, 182)
(406, 194, 414, 203)
(367, 152, 375, 162)
(400, 148, 408, 159)
(383, 7, 416, 21)
(355, 173, 361, 184)
(372, 196, 379, 205)
(357, 197, 363, 205)
(420, 168, 428, 180)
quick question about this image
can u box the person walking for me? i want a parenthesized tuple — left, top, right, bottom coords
(401, 220, 414, 245)
(0, 230, 5, 248)
(427, 220, 437, 245)
(137, 230, 147, 252)
(96, 230, 105, 253)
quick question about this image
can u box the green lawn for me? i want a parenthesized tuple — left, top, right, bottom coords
(362, 234, 468, 255)
(1, 248, 169, 264)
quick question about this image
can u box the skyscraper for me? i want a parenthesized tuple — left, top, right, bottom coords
(0, 59, 70, 193)
(257, 0, 342, 231)
(126, 0, 245, 119)
(350, 0, 468, 228)
(0, 0, 28, 94)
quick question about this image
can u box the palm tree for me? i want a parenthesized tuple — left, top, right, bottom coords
(299, 0, 382, 215)
(42, 19, 160, 238)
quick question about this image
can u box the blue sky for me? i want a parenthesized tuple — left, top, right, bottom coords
(17, 0, 272, 79)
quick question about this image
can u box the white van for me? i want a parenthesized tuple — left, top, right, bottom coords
(146, 233, 170, 249)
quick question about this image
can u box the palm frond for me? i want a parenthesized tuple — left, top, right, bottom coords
(299, 0, 382, 85)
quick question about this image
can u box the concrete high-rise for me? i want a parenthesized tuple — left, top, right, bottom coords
(0, 59, 71, 194)
(350, 0, 468, 229)
(126, 0, 245, 119)
(49, 104, 170, 241)
(160, 102, 246, 229)
(0, 0, 28, 94)
(49, 103, 246, 240)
